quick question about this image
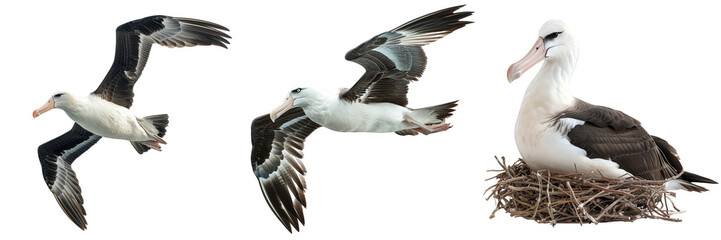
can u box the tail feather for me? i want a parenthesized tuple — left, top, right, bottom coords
(682, 171, 718, 184)
(416, 100, 458, 121)
(395, 129, 420, 136)
(131, 141, 151, 154)
(681, 182, 710, 192)
(131, 114, 169, 154)
(396, 100, 457, 136)
(144, 114, 169, 138)
(653, 135, 716, 191)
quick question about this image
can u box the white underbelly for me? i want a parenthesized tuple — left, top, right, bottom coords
(308, 102, 412, 133)
(66, 98, 151, 141)
(515, 118, 629, 179)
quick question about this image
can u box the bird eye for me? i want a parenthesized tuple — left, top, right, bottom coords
(544, 32, 562, 40)
(54, 93, 63, 98)
(292, 88, 302, 93)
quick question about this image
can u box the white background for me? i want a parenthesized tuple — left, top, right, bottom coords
(1, 0, 719, 239)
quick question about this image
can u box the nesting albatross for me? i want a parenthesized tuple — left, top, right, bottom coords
(32, 15, 230, 229)
(250, 5, 472, 232)
(508, 20, 716, 192)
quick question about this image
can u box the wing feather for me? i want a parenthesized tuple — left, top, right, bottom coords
(250, 108, 321, 233)
(93, 15, 231, 108)
(340, 5, 472, 105)
(38, 123, 101, 230)
(557, 99, 676, 180)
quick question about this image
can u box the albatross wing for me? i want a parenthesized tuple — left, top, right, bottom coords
(340, 5, 472, 106)
(93, 15, 231, 108)
(251, 108, 321, 233)
(556, 99, 716, 191)
(38, 123, 102, 230)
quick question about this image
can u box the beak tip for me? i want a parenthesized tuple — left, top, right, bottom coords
(32, 110, 38, 119)
(269, 95, 295, 123)
(507, 37, 545, 84)
(507, 74, 518, 83)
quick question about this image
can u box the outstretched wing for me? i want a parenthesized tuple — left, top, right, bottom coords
(340, 5, 472, 106)
(93, 15, 231, 108)
(38, 123, 102, 230)
(251, 108, 321, 233)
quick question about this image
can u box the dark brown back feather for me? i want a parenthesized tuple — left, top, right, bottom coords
(559, 98, 716, 191)
(553, 99, 639, 130)
(559, 99, 674, 180)
(566, 123, 674, 180)
(559, 99, 715, 191)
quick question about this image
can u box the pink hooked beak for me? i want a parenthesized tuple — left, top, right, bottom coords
(507, 37, 546, 83)
(269, 93, 295, 122)
(33, 97, 55, 118)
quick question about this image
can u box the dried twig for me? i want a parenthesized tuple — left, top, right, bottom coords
(487, 157, 682, 224)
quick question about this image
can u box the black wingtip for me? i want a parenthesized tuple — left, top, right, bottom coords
(175, 17, 232, 48)
(166, 16, 232, 48)
(77, 222, 88, 231)
(173, 16, 231, 32)
(70, 213, 88, 230)
(54, 195, 89, 230)
(118, 15, 232, 50)
(283, 222, 293, 233)
(280, 217, 301, 233)
(441, 4, 466, 12)
(391, 5, 474, 33)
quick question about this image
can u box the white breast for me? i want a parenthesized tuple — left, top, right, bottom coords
(64, 95, 152, 141)
(515, 101, 629, 179)
(305, 101, 411, 133)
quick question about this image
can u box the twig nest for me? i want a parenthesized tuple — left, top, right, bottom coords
(486, 157, 681, 224)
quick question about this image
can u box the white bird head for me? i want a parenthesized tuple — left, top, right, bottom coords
(269, 87, 328, 122)
(507, 19, 579, 83)
(33, 91, 77, 118)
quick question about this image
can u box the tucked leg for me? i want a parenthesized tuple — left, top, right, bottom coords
(403, 116, 451, 135)
(140, 140, 163, 151)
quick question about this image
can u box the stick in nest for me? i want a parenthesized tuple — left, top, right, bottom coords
(485, 156, 682, 225)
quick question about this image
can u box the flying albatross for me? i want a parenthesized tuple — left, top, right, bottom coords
(32, 15, 230, 229)
(508, 19, 716, 191)
(250, 5, 472, 232)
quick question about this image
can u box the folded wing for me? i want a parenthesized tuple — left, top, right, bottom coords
(558, 99, 716, 191)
